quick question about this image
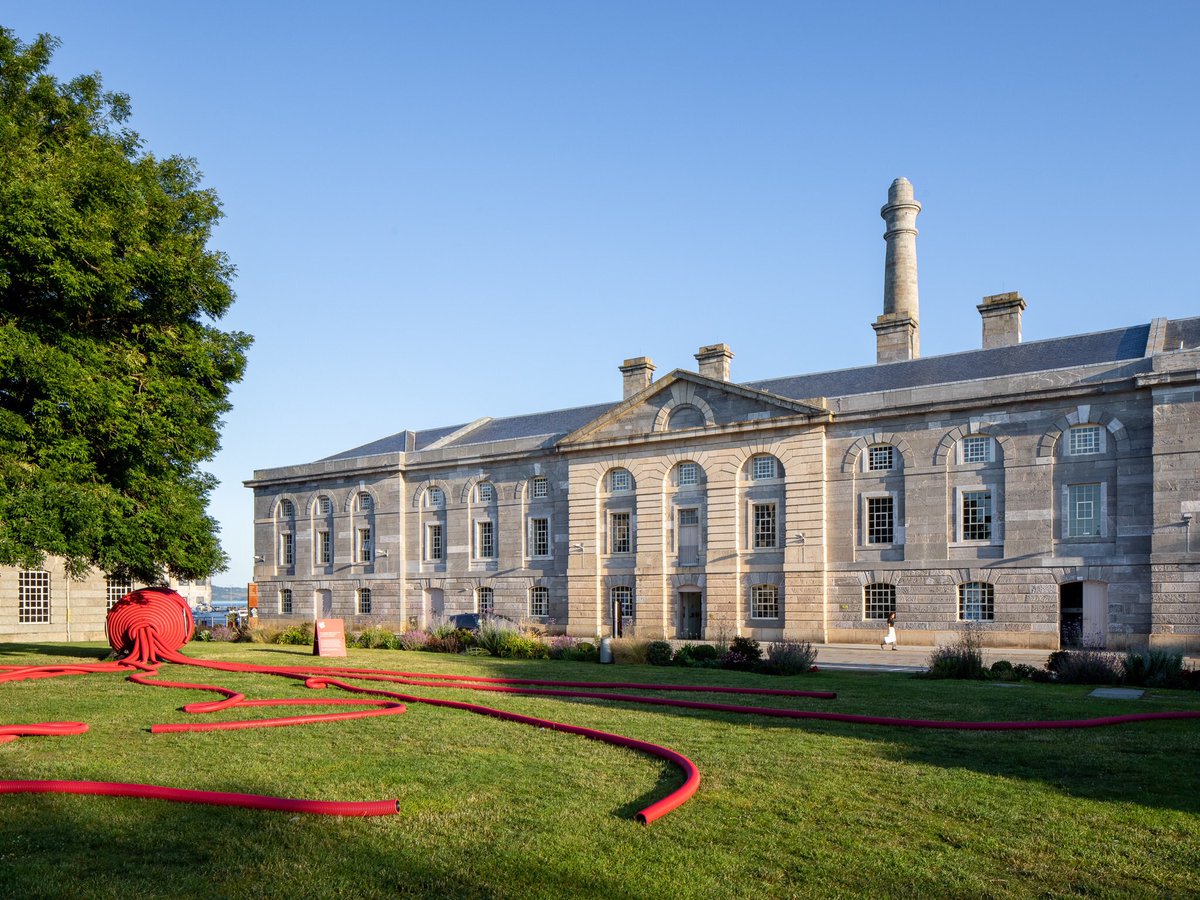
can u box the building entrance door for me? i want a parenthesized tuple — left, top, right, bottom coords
(679, 590, 702, 640)
(1060, 581, 1108, 648)
(426, 587, 444, 624)
(314, 589, 332, 619)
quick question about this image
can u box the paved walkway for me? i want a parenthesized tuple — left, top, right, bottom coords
(811, 642, 1199, 673)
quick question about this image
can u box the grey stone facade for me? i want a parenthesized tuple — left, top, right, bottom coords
(247, 181, 1200, 651)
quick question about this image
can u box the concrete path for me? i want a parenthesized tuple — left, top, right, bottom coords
(811, 642, 1199, 673)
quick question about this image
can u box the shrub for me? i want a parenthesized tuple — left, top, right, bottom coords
(561, 641, 598, 662)
(760, 640, 817, 675)
(547, 635, 579, 659)
(1047, 648, 1123, 685)
(673, 644, 697, 666)
(722, 636, 762, 671)
(209, 624, 239, 643)
(275, 622, 313, 646)
(612, 639, 651, 665)
(500, 635, 550, 659)
(1011, 663, 1039, 681)
(925, 623, 985, 679)
(193, 628, 213, 642)
(352, 625, 398, 650)
(1122, 649, 1184, 687)
(398, 629, 429, 651)
(646, 640, 674, 666)
(691, 644, 720, 663)
(476, 619, 522, 657)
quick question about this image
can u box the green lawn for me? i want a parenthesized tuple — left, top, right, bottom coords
(2, 642, 1198, 899)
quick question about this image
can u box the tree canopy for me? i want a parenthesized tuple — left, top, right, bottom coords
(0, 29, 251, 582)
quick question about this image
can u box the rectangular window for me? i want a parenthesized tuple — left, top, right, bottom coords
(958, 582, 995, 621)
(867, 445, 895, 471)
(106, 577, 133, 611)
(960, 436, 993, 464)
(18, 571, 51, 624)
(961, 491, 992, 541)
(477, 587, 494, 616)
(610, 512, 632, 554)
(750, 584, 779, 619)
(611, 586, 634, 620)
(531, 476, 549, 499)
(357, 588, 372, 615)
(318, 531, 331, 564)
(610, 469, 632, 492)
(318, 496, 332, 515)
(530, 518, 550, 557)
(426, 487, 444, 507)
(425, 523, 443, 561)
(1068, 425, 1102, 456)
(475, 520, 495, 558)
(677, 507, 700, 565)
(864, 583, 896, 619)
(279, 589, 293, 615)
(866, 496, 894, 544)
(477, 483, 494, 502)
(281, 532, 294, 566)
(753, 456, 776, 480)
(357, 528, 372, 563)
(752, 503, 777, 549)
(529, 586, 549, 617)
(1067, 483, 1103, 537)
(677, 462, 698, 486)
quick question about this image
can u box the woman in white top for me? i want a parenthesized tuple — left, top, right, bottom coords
(882, 611, 898, 650)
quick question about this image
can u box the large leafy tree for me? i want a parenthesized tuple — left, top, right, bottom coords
(0, 29, 251, 582)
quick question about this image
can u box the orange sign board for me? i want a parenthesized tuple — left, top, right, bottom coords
(313, 618, 347, 657)
(246, 583, 258, 610)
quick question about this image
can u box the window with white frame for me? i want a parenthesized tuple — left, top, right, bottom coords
(960, 435, 994, 464)
(279, 588, 293, 614)
(318, 496, 332, 515)
(611, 585, 634, 620)
(475, 520, 495, 558)
(530, 517, 550, 557)
(426, 487, 444, 507)
(106, 577, 132, 611)
(1068, 425, 1103, 456)
(357, 528, 372, 563)
(752, 503, 777, 549)
(752, 455, 777, 480)
(867, 445, 895, 471)
(961, 490, 992, 541)
(279, 499, 295, 517)
(477, 482, 494, 502)
(866, 495, 894, 544)
(750, 583, 779, 619)
(958, 582, 994, 620)
(1066, 483, 1103, 538)
(677, 462, 698, 486)
(531, 476, 549, 499)
(424, 523, 443, 560)
(864, 583, 896, 620)
(477, 587, 494, 616)
(18, 570, 50, 624)
(610, 512, 632, 554)
(609, 469, 632, 492)
(357, 588, 372, 615)
(317, 530, 331, 564)
(357, 492, 373, 511)
(280, 532, 295, 566)
(529, 586, 549, 617)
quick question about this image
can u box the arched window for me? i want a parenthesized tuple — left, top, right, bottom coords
(529, 586, 549, 617)
(477, 587, 494, 616)
(425, 486, 444, 507)
(667, 404, 705, 430)
(958, 582, 994, 621)
(1066, 424, 1104, 457)
(608, 468, 633, 493)
(357, 492, 373, 512)
(317, 496, 333, 515)
(863, 583, 896, 620)
(674, 461, 701, 488)
(749, 584, 779, 619)
(866, 445, 896, 472)
(958, 435, 995, 465)
(279, 499, 295, 517)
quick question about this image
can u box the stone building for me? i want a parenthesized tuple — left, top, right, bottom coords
(246, 179, 1200, 651)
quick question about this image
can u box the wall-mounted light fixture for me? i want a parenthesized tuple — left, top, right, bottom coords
(253, 555, 264, 563)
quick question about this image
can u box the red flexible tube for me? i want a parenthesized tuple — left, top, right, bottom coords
(0, 780, 398, 816)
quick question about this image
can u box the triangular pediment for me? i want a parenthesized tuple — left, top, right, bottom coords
(557, 370, 828, 448)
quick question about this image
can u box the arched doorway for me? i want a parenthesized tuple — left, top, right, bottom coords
(1059, 580, 1107, 648)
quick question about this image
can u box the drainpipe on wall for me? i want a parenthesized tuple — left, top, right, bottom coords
(64, 573, 71, 641)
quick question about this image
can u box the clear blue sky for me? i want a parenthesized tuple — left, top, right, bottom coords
(6, 2, 1198, 586)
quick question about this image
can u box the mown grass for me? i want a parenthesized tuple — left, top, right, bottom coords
(2, 641, 1199, 898)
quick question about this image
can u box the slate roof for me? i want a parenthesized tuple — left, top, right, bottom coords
(322, 318, 1198, 462)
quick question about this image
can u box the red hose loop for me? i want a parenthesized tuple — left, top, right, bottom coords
(0, 780, 399, 816)
(0, 722, 89, 741)
(106, 589, 194, 659)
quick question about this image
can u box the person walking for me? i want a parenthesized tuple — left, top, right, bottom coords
(882, 611, 898, 650)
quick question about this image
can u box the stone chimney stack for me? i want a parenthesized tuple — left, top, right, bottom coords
(873, 177, 922, 363)
(619, 356, 655, 399)
(695, 343, 733, 381)
(977, 292, 1026, 349)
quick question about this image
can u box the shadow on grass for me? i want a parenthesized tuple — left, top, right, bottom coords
(0, 642, 111, 661)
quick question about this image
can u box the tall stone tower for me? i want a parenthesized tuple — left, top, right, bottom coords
(873, 177, 921, 363)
